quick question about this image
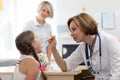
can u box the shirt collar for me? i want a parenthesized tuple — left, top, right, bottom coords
(94, 34, 100, 53)
(33, 17, 47, 27)
(33, 17, 40, 26)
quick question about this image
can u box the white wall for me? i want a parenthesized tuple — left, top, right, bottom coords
(15, 0, 120, 38)
(15, 0, 120, 56)
(0, 0, 120, 59)
(54, 0, 120, 24)
(54, 0, 120, 37)
(52, 0, 120, 55)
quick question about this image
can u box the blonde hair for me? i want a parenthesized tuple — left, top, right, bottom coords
(37, 1, 54, 18)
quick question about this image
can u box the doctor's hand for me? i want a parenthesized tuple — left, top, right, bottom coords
(48, 36, 57, 48)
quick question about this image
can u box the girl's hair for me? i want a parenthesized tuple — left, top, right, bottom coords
(15, 30, 39, 62)
(37, 1, 54, 18)
(67, 13, 98, 35)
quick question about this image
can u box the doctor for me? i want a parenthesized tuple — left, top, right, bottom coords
(48, 13, 120, 80)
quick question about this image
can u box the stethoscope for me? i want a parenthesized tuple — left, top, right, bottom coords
(85, 33, 102, 74)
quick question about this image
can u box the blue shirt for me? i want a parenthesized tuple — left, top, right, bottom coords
(23, 17, 52, 54)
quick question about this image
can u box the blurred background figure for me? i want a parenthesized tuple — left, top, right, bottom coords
(23, 1, 54, 65)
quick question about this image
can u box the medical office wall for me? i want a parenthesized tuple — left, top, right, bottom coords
(0, 0, 19, 59)
(54, 0, 120, 55)
(1, 0, 120, 59)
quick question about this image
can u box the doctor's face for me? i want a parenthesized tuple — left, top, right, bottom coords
(69, 21, 86, 43)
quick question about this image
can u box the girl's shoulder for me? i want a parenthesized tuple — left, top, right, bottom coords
(20, 55, 40, 68)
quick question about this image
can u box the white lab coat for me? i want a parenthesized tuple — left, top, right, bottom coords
(65, 30, 120, 80)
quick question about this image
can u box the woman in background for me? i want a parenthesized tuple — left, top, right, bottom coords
(13, 31, 44, 80)
(23, 1, 54, 65)
(48, 13, 120, 80)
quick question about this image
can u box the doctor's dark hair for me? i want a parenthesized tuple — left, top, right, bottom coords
(15, 31, 39, 62)
(67, 13, 98, 35)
